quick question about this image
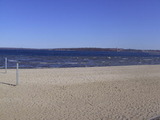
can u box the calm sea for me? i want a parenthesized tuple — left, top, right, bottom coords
(0, 49, 160, 68)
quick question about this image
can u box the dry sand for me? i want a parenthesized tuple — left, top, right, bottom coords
(1, 65, 160, 120)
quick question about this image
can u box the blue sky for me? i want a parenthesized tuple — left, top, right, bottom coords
(0, 0, 160, 49)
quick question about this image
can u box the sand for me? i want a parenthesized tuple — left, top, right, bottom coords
(1, 65, 160, 120)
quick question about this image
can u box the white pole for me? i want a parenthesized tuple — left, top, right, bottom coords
(5, 58, 7, 73)
(16, 62, 19, 85)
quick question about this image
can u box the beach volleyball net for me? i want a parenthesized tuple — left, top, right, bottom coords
(0, 58, 19, 86)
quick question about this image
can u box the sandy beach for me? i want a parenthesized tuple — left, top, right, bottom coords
(1, 65, 160, 120)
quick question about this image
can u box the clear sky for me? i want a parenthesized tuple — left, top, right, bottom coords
(0, 0, 160, 49)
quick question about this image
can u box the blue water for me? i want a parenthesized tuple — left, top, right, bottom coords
(0, 49, 160, 68)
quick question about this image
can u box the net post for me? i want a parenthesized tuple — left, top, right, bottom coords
(16, 62, 19, 85)
(5, 58, 7, 73)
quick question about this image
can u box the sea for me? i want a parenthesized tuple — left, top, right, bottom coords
(0, 49, 160, 68)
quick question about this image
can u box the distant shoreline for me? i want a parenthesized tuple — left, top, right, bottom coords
(0, 47, 160, 55)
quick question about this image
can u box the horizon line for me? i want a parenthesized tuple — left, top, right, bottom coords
(0, 47, 160, 51)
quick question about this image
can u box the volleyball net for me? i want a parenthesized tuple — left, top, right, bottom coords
(2, 58, 19, 86)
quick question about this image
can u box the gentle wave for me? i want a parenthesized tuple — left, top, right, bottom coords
(0, 55, 160, 68)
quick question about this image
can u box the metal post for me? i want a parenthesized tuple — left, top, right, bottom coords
(16, 62, 19, 85)
(5, 58, 7, 73)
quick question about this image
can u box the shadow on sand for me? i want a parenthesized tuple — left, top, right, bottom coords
(0, 70, 16, 86)
(0, 82, 16, 86)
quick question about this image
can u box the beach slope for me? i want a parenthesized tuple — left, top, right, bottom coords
(1, 65, 160, 120)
